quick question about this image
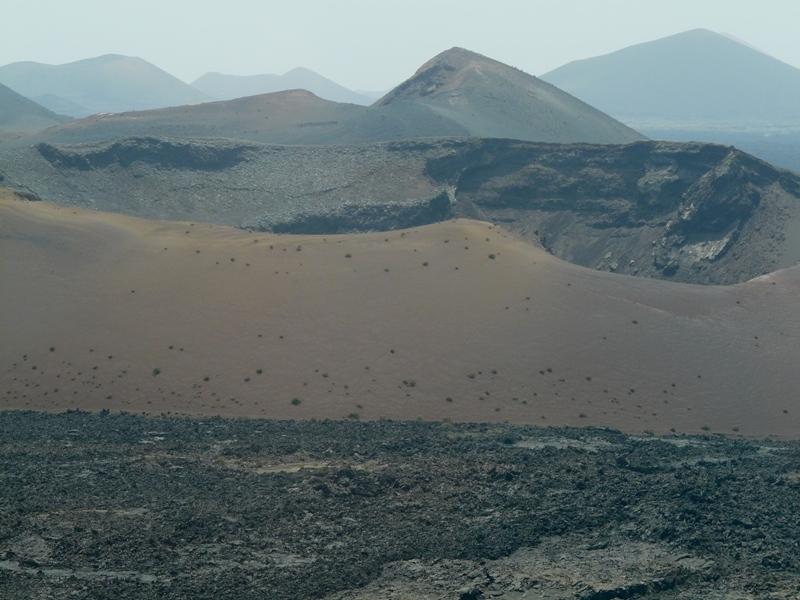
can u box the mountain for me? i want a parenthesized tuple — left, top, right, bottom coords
(35, 89, 465, 145)
(31, 94, 89, 117)
(542, 29, 800, 126)
(33, 48, 643, 146)
(192, 67, 373, 105)
(3, 137, 799, 285)
(542, 29, 800, 173)
(0, 55, 209, 117)
(355, 89, 387, 102)
(3, 188, 800, 437)
(0, 82, 70, 133)
(375, 47, 644, 144)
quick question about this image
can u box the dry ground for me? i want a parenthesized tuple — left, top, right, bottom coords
(2, 192, 799, 437)
(2, 412, 799, 599)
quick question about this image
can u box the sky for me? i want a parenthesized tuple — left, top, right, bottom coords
(3, 0, 800, 90)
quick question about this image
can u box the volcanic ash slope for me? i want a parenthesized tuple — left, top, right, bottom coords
(2, 192, 799, 437)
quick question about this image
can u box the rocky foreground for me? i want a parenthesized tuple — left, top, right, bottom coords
(1, 411, 798, 599)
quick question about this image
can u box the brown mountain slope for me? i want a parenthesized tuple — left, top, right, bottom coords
(31, 48, 643, 146)
(41, 89, 365, 143)
(36, 89, 466, 145)
(376, 47, 644, 144)
(2, 192, 798, 438)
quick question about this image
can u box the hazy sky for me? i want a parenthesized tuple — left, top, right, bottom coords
(3, 0, 800, 89)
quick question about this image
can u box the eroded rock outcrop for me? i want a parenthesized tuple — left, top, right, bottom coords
(429, 140, 800, 283)
(3, 136, 799, 284)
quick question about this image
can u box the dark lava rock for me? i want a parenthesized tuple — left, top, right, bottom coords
(0, 412, 799, 599)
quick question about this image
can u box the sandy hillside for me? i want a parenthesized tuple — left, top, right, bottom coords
(2, 192, 799, 437)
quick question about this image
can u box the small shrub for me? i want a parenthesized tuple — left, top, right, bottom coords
(291, 398, 301, 406)
(152, 368, 161, 376)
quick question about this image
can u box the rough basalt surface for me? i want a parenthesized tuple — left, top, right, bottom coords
(1, 412, 799, 599)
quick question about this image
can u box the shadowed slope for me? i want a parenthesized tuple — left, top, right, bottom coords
(0, 83, 69, 133)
